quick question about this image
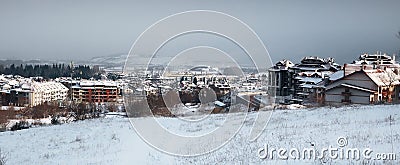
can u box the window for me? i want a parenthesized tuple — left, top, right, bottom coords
(342, 87, 351, 103)
(345, 88, 349, 93)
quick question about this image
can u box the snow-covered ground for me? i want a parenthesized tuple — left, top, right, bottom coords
(1, 105, 400, 164)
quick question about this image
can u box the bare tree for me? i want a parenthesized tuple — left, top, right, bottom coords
(108, 103, 117, 112)
(383, 70, 398, 102)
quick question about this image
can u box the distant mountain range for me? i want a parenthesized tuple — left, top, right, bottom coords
(1, 53, 256, 72)
(0, 54, 129, 68)
(88, 54, 128, 66)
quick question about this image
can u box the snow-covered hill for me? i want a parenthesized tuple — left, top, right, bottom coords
(0, 105, 399, 164)
(89, 54, 128, 66)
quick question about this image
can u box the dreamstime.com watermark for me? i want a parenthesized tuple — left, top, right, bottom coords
(257, 137, 396, 161)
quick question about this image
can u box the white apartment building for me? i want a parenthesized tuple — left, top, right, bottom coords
(29, 82, 69, 106)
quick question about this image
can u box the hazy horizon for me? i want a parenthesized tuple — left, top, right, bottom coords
(1, 0, 400, 64)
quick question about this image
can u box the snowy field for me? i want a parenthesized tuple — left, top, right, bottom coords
(1, 104, 400, 164)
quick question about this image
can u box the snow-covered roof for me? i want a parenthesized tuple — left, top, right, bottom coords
(11, 88, 30, 93)
(0, 75, 7, 81)
(104, 81, 117, 86)
(300, 84, 316, 89)
(71, 85, 81, 89)
(8, 80, 19, 86)
(274, 59, 294, 69)
(296, 77, 322, 84)
(0, 90, 10, 94)
(79, 81, 117, 87)
(30, 82, 68, 92)
(214, 101, 226, 107)
(340, 83, 376, 93)
(80, 81, 95, 86)
(329, 70, 344, 81)
(21, 83, 31, 90)
(364, 70, 400, 86)
(2, 84, 11, 90)
(297, 71, 334, 77)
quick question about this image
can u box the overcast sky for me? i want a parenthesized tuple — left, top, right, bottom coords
(0, 0, 399, 64)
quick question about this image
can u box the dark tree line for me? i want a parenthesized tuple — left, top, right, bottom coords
(0, 63, 102, 79)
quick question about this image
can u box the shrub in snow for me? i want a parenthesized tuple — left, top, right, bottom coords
(7, 120, 30, 131)
(0, 148, 7, 165)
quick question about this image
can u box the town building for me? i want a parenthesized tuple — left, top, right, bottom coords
(70, 80, 122, 103)
(291, 57, 341, 101)
(290, 56, 341, 73)
(29, 82, 69, 106)
(268, 57, 341, 104)
(0, 76, 68, 107)
(325, 69, 400, 105)
(345, 51, 400, 76)
(322, 52, 400, 105)
(268, 59, 294, 97)
(353, 51, 396, 65)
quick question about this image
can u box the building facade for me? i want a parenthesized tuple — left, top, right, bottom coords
(0, 80, 68, 107)
(268, 59, 294, 97)
(70, 80, 122, 103)
(268, 57, 341, 104)
(29, 82, 69, 107)
(325, 69, 400, 105)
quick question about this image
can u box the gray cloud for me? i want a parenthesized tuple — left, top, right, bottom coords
(0, 0, 399, 64)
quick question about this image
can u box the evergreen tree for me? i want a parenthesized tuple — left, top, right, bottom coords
(0, 63, 102, 79)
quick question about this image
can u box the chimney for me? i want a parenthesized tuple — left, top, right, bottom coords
(323, 74, 330, 84)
